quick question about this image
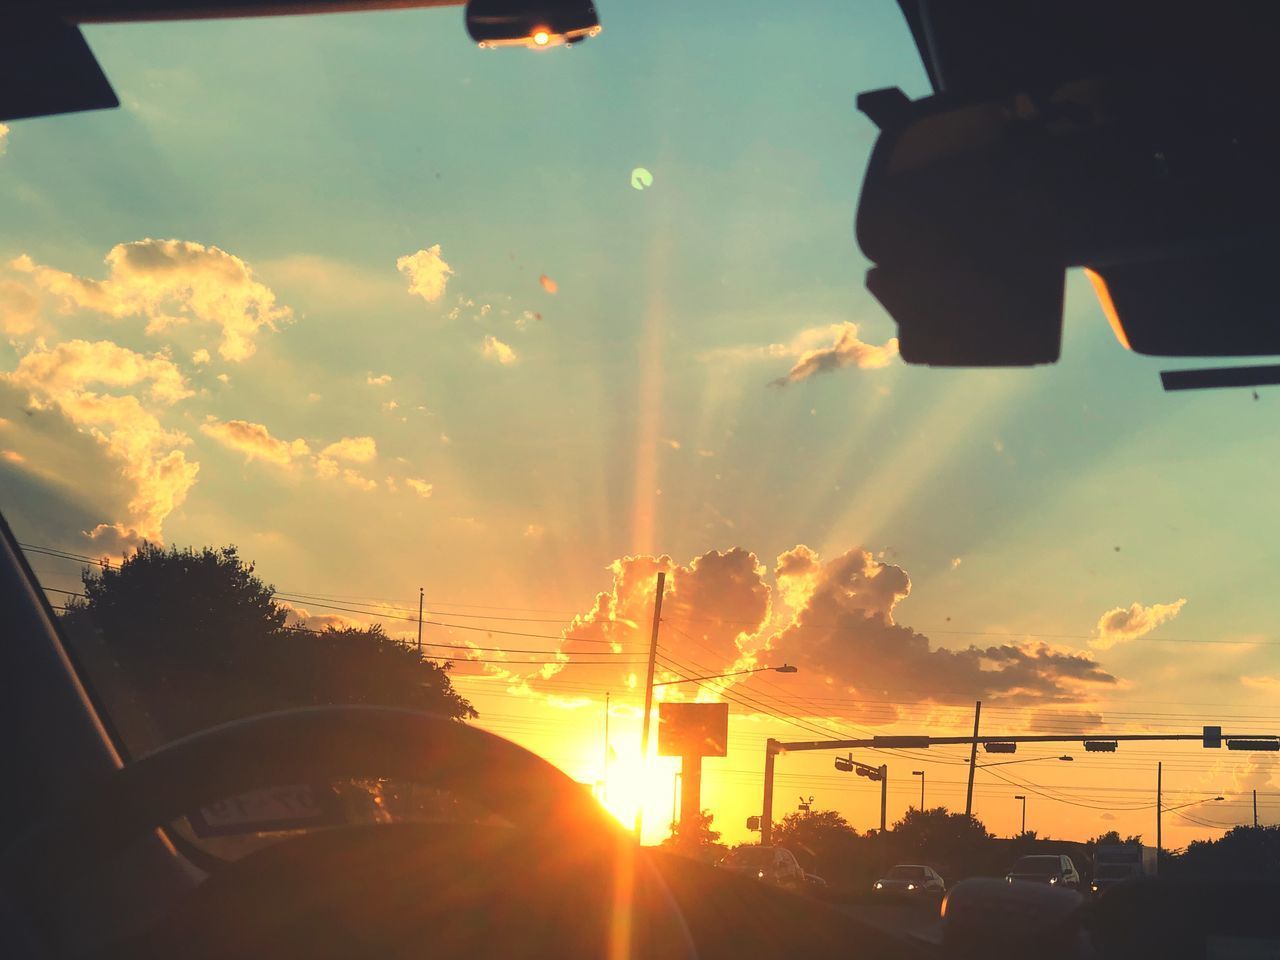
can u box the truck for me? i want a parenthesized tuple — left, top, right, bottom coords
(1090, 844, 1158, 897)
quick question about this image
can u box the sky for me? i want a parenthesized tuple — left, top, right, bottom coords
(3, 0, 1280, 848)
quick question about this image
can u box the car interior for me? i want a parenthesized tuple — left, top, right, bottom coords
(5, 2, 1280, 959)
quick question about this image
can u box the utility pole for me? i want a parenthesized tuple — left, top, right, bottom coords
(879, 764, 888, 833)
(1156, 761, 1162, 859)
(913, 770, 925, 809)
(1015, 794, 1027, 835)
(1255, 789, 1259, 827)
(762, 739, 779, 845)
(964, 700, 982, 818)
(635, 571, 666, 840)
(416, 587, 424, 655)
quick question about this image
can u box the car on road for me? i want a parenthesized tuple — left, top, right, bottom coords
(1005, 855, 1081, 889)
(872, 864, 945, 896)
(717, 846, 806, 889)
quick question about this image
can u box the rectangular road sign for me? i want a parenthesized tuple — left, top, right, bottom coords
(658, 701, 729, 757)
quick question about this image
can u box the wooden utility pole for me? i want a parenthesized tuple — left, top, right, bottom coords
(416, 587, 424, 655)
(879, 764, 888, 833)
(1254, 788, 1259, 827)
(964, 700, 982, 817)
(1156, 761, 1163, 858)
(634, 571, 666, 839)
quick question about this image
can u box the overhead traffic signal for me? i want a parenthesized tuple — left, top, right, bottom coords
(1227, 739, 1280, 751)
(983, 742, 1017, 754)
(1084, 740, 1118, 752)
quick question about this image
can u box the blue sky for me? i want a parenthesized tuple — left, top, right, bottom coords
(2, 0, 1278, 844)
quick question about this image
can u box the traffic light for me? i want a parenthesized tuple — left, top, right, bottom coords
(834, 755, 855, 772)
(983, 742, 1017, 754)
(746, 816, 761, 831)
(1084, 740, 1118, 752)
(1227, 739, 1280, 751)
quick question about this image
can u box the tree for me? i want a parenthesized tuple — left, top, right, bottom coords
(1087, 830, 1142, 846)
(662, 810, 725, 862)
(62, 543, 474, 747)
(773, 809, 857, 858)
(1166, 825, 1280, 881)
(887, 807, 991, 878)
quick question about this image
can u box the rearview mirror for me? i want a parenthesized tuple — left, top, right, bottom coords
(465, 0, 601, 49)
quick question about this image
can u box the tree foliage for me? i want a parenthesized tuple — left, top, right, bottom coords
(1166, 825, 1280, 881)
(62, 543, 475, 747)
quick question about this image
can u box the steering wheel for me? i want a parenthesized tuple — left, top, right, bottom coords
(7, 706, 697, 960)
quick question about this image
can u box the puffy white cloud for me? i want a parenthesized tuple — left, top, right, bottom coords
(1092, 599, 1187, 649)
(191, 348, 211, 365)
(367, 373, 392, 385)
(2, 338, 198, 544)
(482, 335, 518, 365)
(13, 239, 291, 362)
(320, 436, 377, 463)
(405, 477, 433, 498)
(397, 245, 453, 303)
(200, 417, 310, 466)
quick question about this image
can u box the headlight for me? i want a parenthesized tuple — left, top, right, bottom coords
(1006, 877, 1013, 883)
(757, 870, 765, 879)
(1048, 876, 1058, 884)
(874, 881, 883, 890)
(906, 883, 916, 891)
(1090, 883, 1099, 892)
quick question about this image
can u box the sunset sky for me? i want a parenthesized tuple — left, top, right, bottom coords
(3, 0, 1279, 848)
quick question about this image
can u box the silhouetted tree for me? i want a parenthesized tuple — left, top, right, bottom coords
(887, 807, 991, 879)
(662, 810, 726, 863)
(61, 543, 474, 748)
(1166, 825, 1280, 881)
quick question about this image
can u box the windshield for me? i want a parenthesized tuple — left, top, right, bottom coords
(3, 0, 1276, 879)
(886, 866, 926, 880)
(725, 848, 775, 867)
(1011, 857, 1060, 875)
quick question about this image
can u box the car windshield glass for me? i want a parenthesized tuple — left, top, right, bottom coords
(726, 848, 775, 867)
(887, 866, 926, 879)
(1012, 857, 1060, 875)
(4, 0, 1275, 880)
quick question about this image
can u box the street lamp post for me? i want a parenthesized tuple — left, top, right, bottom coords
(912, 770, 925, 809)
(652, 664, 798, 687)
(1014, 794, 1027, 835)
(1160, 794, 1225, 855)
(975, 754, 1074, 769)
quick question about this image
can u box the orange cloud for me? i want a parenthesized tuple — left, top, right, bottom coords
(14, 239, 291, 361)
(1091, 599, 1187, 649)
(200, 417, 310, 466)
(482, 335, 518, 365)
(320, 436, 377, 463)
(2, 338, 198, 544)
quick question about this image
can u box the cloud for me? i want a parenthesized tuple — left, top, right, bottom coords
(14, 239, 291, 361)
(1092, 599, 1187, 649)
(766, 545, 1114, 703)
(706, 322, 898, 384)
(200, 417, 310, 466)
(2, 449, 25, 463)
(191, 348, 211, 365)
(1242, 676, 1280, 691)
(482, 335, 518, 365)
(367, 373, 392, 386)
(0, 279, 41, 335)
(771, 323, 899, 385)
(1028, 709, 1104, 733)
(280, 600, 362, 632)
(397, 245, 453, 303)
(951, 557, 963, 569)
(524, 523, 545, 538)
(2, 338, 198, 543)
(0, 123, 8, 155)
(382, 400, 398, 412)
(406, 478, 433, 498)
(320, 436, 377, 463)
(1099, 813, 1116, 822)
(342, 469, 377, 492)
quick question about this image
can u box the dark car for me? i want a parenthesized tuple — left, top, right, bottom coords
(1006, 855, 1080, 889)
(873, 864, 945, 896)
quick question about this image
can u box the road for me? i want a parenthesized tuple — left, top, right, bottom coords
(838, 896, 944, 947)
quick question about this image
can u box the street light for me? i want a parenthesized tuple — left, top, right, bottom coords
(1014, 794, 1027, 835)
(1162, 795, 1225, 814)
(912, 770, 925, 809)
(652, 664, 798, 687)
(975, 755, 1074, 769)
